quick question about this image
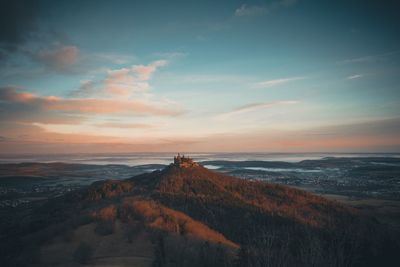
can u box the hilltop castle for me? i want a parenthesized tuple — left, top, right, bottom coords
(173, 153, 199, 168)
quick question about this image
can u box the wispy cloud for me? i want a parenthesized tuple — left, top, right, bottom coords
(347, 74, 365, 80)
(91, 52, 136, 64)
(8, 45, 138, 78)
(152, 51, 187, 59)
(339, 50, 399, 64)
(94, 122, 155, 129)
(234, 0, 298, 17)
(70, 80, 97, 97)
(216, 100, 298, 120)
(253, 76, 305, 89)
(32, 46, 79, 72)
(166, 74, 248, 84)
(235, 4, 267, 17)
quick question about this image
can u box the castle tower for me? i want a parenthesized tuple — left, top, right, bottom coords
(174, 153, 181, 164)
(172, 153, 199, 168)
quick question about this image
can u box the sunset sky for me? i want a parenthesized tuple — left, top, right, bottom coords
(1, 0, 399, 153)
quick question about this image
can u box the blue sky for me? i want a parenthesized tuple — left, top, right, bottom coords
(0, 0, 399, 153)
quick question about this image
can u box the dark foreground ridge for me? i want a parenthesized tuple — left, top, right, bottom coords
(1, 155, 399, 267)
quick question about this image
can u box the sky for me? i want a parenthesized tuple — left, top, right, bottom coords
(0, 0, 399, 153)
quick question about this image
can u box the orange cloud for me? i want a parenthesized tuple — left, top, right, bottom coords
(105, 68, 138, 95)
(47, 98, 181, 115)
(0, 87, 183, 117)
(104, 60, 167, 96)
(131, 60, 167, 80)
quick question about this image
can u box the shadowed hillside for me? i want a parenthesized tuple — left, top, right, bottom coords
(0, 156, 398, 267)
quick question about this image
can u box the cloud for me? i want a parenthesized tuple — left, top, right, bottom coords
(0, 122, 135, 148)
(152, 52, 186, 59)
(69, 60, 169, 97)
(347, 74, 364, 80)
(95, 122, 155, 129)
(234, 4, 267, 17)
(253, 76, 305, 89)
(69, 80, 97, 97)
(104, 68, 144, 96)
(2, 44, 105, 78)
(92, 52, 135, 64)
(0, 0, 73, 68)
(47, 98, 181, 116)
(0, 87, 183, 121)
(33, 45, 79, 72)
(234, 0, 298, 17)
(0, 0, 79, 68)
(0, 86, 85, 124)
(339, 50, 399, 64)
(132, 60, 168, 80)
(165, 74, 247, 84)
(104, 60, 167, 96)
(216, 100, 298, 120)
